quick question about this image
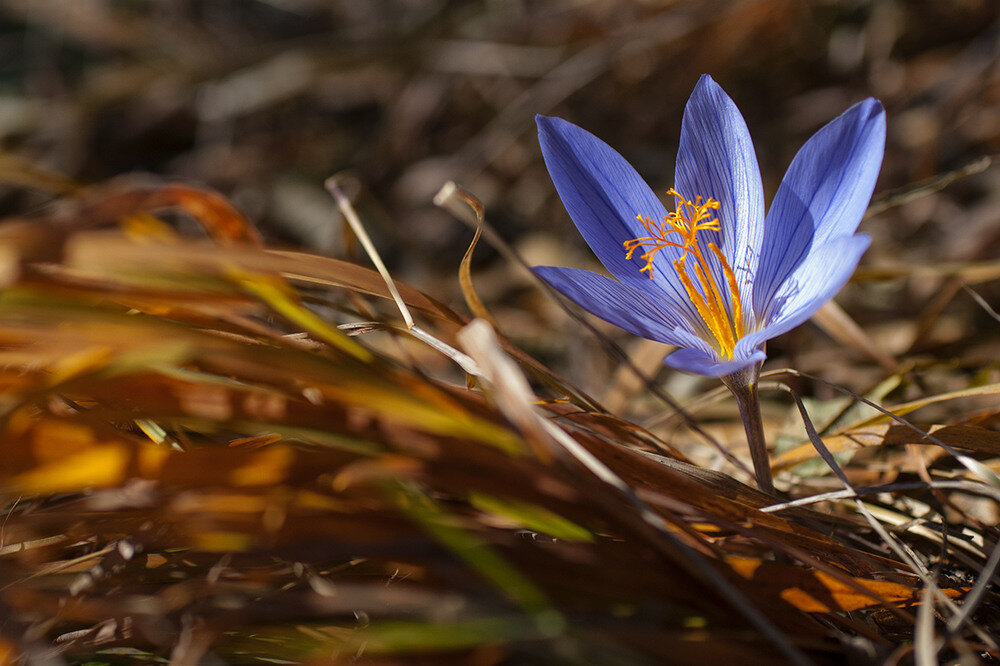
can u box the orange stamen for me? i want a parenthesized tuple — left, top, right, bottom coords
(623, 189, 746, 359)
(673, 257, 726, 347)
(711, 242, 744, 339)
(692, 257, 735, 353)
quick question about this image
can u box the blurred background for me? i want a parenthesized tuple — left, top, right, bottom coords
(1, 0, 999, 390)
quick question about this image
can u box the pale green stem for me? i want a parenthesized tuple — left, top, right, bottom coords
(723, 365, 774, 496)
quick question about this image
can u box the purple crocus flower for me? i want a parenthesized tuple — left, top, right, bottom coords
(534, 75, 885, 379)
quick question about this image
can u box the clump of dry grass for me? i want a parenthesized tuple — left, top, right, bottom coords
(0, 175, 996, 665)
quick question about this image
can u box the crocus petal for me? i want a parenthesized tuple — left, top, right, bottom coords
(674, 75, 765, 311)
(533, 265, 695, 346)
(748, 233, 871, 345)
(665, 344, 766, 377)
(536, 115, 703, 323)
(753, 98, 885, 321)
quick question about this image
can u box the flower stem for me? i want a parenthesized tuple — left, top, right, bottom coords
(723, 366, 774, 496)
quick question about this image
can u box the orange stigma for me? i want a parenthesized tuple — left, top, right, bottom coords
(623, 189, 744, 358)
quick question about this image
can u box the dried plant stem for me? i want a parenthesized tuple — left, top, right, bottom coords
(326, 177, 414, 329)
(724, 368, 774, 495)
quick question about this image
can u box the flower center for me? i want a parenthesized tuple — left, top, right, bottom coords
(623, 188, 744, 359)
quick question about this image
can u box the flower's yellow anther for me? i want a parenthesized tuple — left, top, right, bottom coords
(710, 242, 744, 340)
(624, 189, 746, 359)
(674, 257, 726, 349)
(692, 258, 735, 355)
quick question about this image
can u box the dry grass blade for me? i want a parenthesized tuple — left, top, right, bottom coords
(775, 371, 1000, 489)
(0, 152, 79, 194)
(436, 182, 498, 327)
(773, 378, 999, 651)
(0, 178, 995, 664)
(811, 300, 899, 374)
(327, 176, 414, 329)
(914, 583, 938, 666)
(864, 155, 993, 219)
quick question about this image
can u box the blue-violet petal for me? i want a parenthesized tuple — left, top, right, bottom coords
(533, 265, 696, 345)
(536, 115, 704, 323)
(753, 99, 885, 321)
(674, 74, 766, 311)
(664, 345, 766, 377)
